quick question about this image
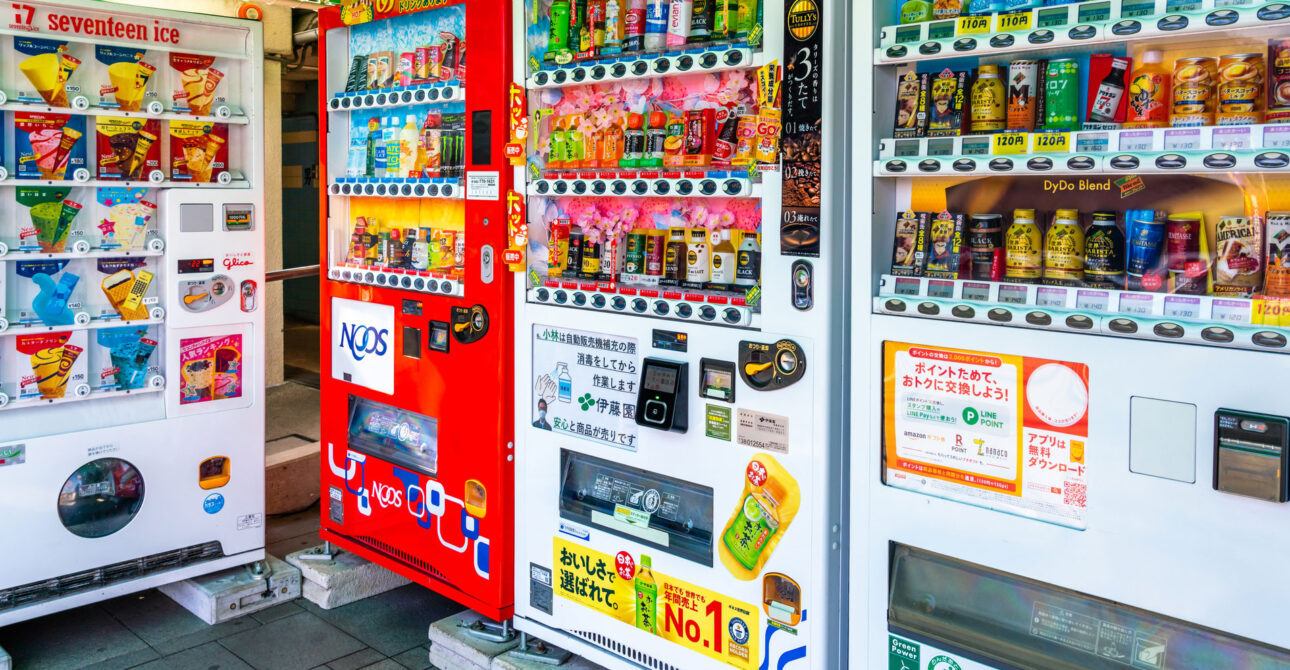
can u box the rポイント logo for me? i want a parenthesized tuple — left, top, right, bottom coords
(339, 322, 389, 361)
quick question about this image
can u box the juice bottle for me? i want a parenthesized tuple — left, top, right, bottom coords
(548, 116, 566, 170)
(634, 555, 657, 633)
(1126, 49, 1170, 128)
(399, 115, 418, 177)
(710, 229, 736, 283)
(686, 227, 709, 283)
(1044, 208, 1085, 285)
(1004, 208, 1043, 283)
(602, 119, 625, 166)
(584, 129, 603, 169)
(721, 477, 784, 570)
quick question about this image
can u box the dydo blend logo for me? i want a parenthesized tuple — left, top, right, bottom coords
(331, 298, 394, 394)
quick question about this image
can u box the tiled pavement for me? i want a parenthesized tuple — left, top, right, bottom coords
(0, 505, 465, 670)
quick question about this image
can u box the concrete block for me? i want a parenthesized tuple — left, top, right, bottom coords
(265, 440, 320, 515)
(428, 611, 521, 670)
(0, 644, 10, 670)
(159, 555, 301, 625)
(495, 641, 606, 670)
(285, 546, 410, 610)
(430, 643, 477, 670)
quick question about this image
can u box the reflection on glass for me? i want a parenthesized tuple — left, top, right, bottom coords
(59, 458, 145, 539)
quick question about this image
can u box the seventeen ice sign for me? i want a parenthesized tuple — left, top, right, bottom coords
(883, 342, 1090, 529)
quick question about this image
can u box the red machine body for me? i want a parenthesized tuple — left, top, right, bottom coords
(317, 0, 514, 620)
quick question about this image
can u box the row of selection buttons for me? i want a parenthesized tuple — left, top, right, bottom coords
(529, 48, 751, 89)
(329, 179, 461, 198)
(330, 267, 462, 296)
(532, 287, 748, 325)
(328, 84, 463, 111)
(530, 176, 751, 198)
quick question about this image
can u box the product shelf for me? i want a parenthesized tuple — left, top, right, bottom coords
(327, 264, 465, 298)
(328, 177, 463, 199)
(876, 0, 1290, 65)
(0, 314, 165, 337)
(0, 245, 164, 260)
(0, 98, 248, 125)
(527, 43, 759, 90)
(530, 170, 759, 198)
(527, 280, 759, 328)
(876, 123, 1290, 176)
(327, 83, 465, 111)
(0, 172, 248, 189)
(0, 380, 164, 412)
(876, 274, 1289, 353)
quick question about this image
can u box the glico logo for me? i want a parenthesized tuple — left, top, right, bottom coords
(338, 322, 389, 361)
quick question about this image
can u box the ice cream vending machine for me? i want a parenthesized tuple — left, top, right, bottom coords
(0, 0, 265, 626)
(855, 2, 1290, 668)
(511, 1, 847, 668)
(317, 1, 514, 619)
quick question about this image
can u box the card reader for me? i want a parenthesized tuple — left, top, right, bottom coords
(636, 358, 688, 433)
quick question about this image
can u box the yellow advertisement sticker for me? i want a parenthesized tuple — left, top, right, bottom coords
(553, 538, 760, 669)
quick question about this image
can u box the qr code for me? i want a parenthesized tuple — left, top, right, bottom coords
(1063, 481, 1087, 508)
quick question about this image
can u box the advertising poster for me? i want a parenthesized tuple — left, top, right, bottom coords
(884, 342, 1089, 529)
(781, 0, 824, 257)
(331, 297, 394, 395)
(179, 334, 242, 404)
(532, 324, 639, 451)
(553, 537, 760, 670)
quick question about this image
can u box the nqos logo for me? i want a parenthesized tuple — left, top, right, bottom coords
(339, 322, 389, 361)
(370, 481, 403, 509)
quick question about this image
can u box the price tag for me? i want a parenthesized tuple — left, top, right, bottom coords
(1075, 131, 1109, 153)
(1119, 293, 1155, 315)
(962, 282, 991, 302)
(962, 138, 992, 155)
(928, 280, 955, 298)
(1264, 125, 1290, 149)
(1074, 290, 1110, 313)
(998, 284, 1029, 304)
(1212, 298, 1252, 324)
(1166, 0, 1201, 10)
(1077, 1, 1112, 22)
(1036, 6, 1070, 27)
(1032, 132, 1070, 153)
(895, 140, 922, 157)
(928, 21, 956, 41)
(1164, 128, 1201, 152)
(1119, 130, 1155, 152)
(927, 138, 956, 156)
(957, 15, 992, 35)
(895, 25, 923, 44)
(993, 132, 1029, 155)
(997, 11, 1032, 32)
(1163, 296, 1202, 319)
(1036, 287, 1068, 307)
(894, 277, 922, 296)
(1213, 127, 1252, 151)
(1120, 0, 1156, 16)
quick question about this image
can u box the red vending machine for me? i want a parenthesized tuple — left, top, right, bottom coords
(317, 1, 513, 619)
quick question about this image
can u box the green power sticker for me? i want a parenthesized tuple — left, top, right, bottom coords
(889, 636, 920, 670)
(706, 404, 732, 441)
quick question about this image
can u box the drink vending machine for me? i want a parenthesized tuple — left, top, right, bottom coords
(511, 1, 847, 668)
(0, 0, 266, 626)
(317, 0, 515, 620)
(856, 2, 1290, 668)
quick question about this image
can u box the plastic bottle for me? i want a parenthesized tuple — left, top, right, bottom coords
(644, 0, 668, 51)
(1125, 49, 1170, 128)
(602, 119, 625, 166)
(547, 0, 572, 59)
(557, 363, 573, 403)
(548, 116, 566, 170)
(667, 0, 691, 47)
(372, 117, 387, 176)
(634, 555, 657, 633)
(735, 231, 760, 286)
(384, 116, 400, 177)
(399, 116, 418, 177)
(644, 111, 667, 167)
(663, 226, 686, 284)
(621, 112, 645, 167)
(686, 227, 709, 283)
(624, 0, 647, 52)
(604, 0, 624, 54)
(565, 116, 584, 169)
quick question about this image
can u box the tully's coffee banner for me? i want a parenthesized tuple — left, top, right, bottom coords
(781, 0, 823, 258)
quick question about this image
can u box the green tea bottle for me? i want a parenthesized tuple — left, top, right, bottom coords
(634, 555, 657, 634)
(722, 477, 784, 570)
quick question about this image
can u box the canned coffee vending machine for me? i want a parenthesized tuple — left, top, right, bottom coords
(511, 0, 847, 667)
(0, 0, 266, 625)
(856, 2, 1290, 667)
(317, 1, 514, 619)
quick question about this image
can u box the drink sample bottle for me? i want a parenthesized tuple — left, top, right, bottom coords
(565, 116, 585, 169)
(970, 64, 1005, 133)
(366, 117, 380, 178)
(1044, 208, 1085, 285)
(548, 116, 566, 170)
(547, 0, 572, 60)
(735, 231, 761, 287)
(624, 0, 646, 51)
(602, 119, 625, 166)
(663, 226, 687, 284)
(667, 0, 692, 46)
(1084, 210, 1126, 289)
(604, 0, 624, 53)
(373, 117, 388, 175)
(710, 229, 736, 283)
(969, 213, 1004, 280)
(385, 116, 400, 177)
(400, 115, 418, 177)
(621, 112, 646, 167)
(644, 111, 667, 167)
(644, 0, 668, 51)
(634, 555, 657, 633)
(1005, 208, 1043, 284)
(686, 227, 709, 283)
(1089, 57, 1129, 123)
(1126, 50, 1170, 128)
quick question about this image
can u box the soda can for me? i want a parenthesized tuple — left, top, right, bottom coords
(1007, 60, 1040, 131)
(1043, 59, 1080, 131)
(1171, 57, 1217, 127)
(1217, 53, 1265, 125)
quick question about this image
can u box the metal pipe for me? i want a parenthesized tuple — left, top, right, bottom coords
(267, 265, 320, 282)
(294, 28, 318, 46)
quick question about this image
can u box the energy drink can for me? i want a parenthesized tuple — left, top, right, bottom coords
(970, 64, 1006, 133)
(1043, 59, 1080, 130)
(968, 213, 1003, 280)
(1171, 57, 1217, 126)
(1217, 53, 1265, 125)
(1007, 60, 1040, 131)
(1166, 215, 1206, 294)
